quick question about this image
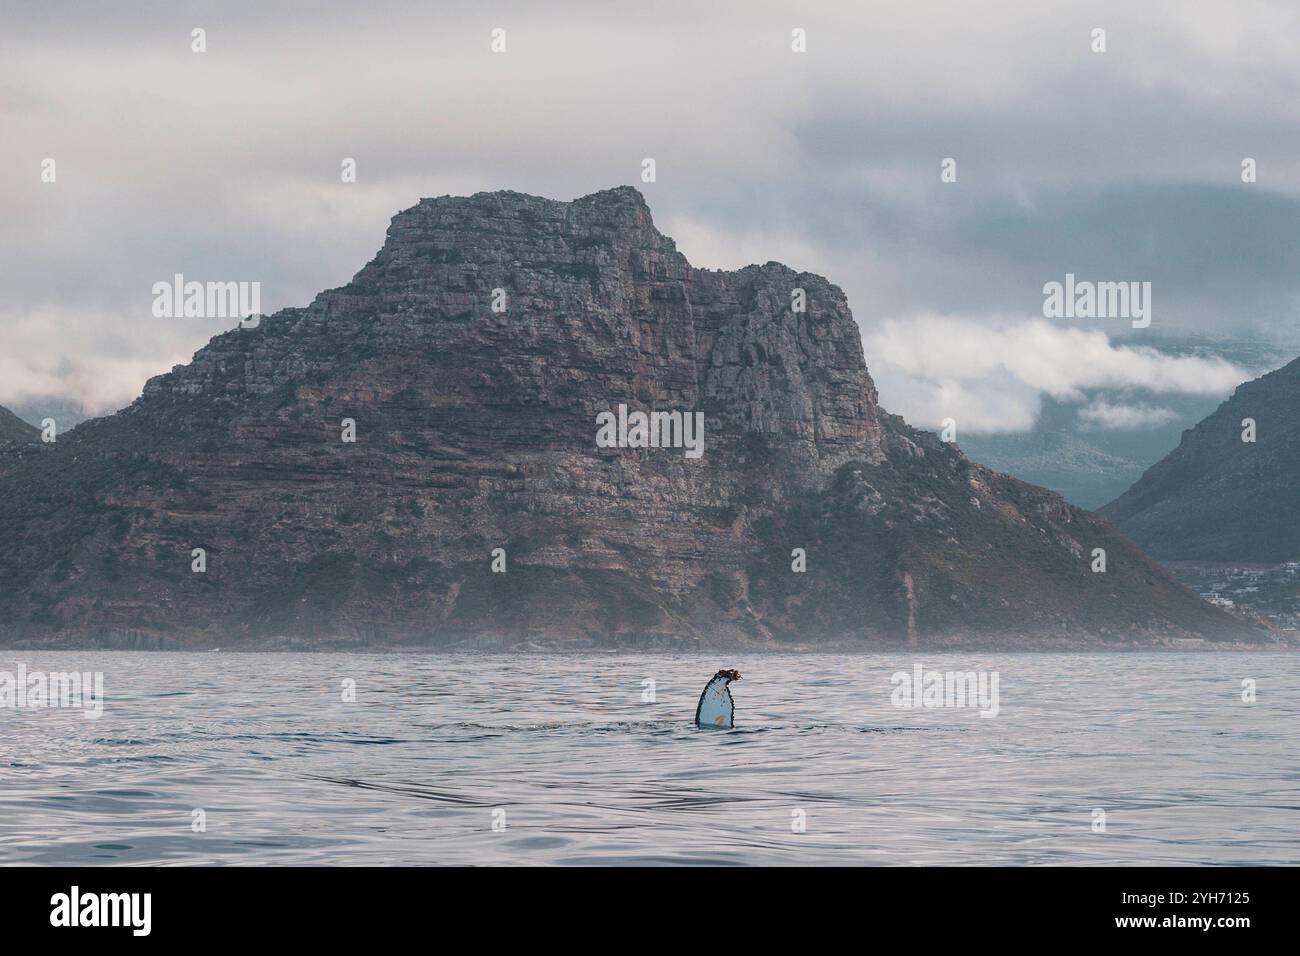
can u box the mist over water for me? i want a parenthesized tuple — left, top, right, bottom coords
(2, 651, 1296, 865)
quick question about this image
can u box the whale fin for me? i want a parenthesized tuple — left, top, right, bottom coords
(694, 669, 741, 729)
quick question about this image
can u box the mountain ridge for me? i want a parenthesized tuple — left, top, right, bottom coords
(0, 405, 39, 444)
(0, 186, 1260, 648)
(1101, 355, 1300, 562)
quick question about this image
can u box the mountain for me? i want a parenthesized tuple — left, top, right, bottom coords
(0, 187, 1259, 649)
(5, 397, 92, 435)
(960, 400, 1151, 510)
(958, 337, 1295, 511)
(1102, 356, 1300, 562)
(0, 405, 39, 444)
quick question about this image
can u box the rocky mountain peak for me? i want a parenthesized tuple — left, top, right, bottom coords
(0, 188, 1260, 648)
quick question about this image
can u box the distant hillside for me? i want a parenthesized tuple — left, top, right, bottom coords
(961, 338, 1293, 510)
(0, 405, 38, 443)
(1102, 356, 1300, 562)
(962, 418, 1149, 511)
(5, 397, 92, 434)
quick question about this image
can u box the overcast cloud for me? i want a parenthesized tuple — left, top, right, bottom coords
(864, 316, 1249, 433)
(2, 0, 1298, 428)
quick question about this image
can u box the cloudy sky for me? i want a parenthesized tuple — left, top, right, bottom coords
(3, 0, 1299, 432)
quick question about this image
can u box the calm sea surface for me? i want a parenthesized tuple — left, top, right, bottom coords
(1, 651, 1297, 865)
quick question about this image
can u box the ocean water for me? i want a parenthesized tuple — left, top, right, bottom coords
(1, 651, 1297, 866)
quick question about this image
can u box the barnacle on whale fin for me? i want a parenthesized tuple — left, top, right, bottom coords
(694, 669, 741, 729)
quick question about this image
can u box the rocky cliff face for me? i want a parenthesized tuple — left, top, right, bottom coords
(0, 188, 1260, 648)
(1102, 356, 1300, 562)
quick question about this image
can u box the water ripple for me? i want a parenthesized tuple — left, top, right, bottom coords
(0, 650, 1297, 864)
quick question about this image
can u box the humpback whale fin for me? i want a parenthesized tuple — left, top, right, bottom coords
(694, 669, 741, 729)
